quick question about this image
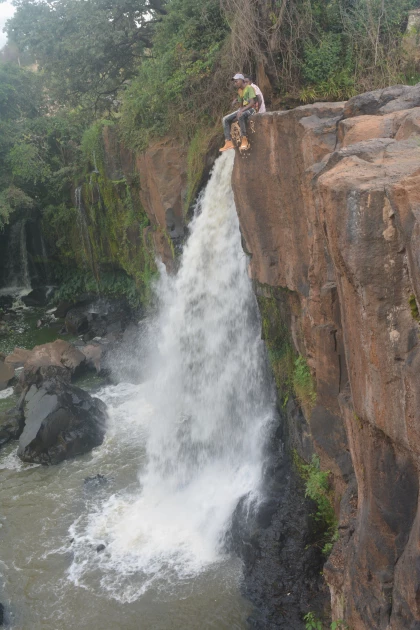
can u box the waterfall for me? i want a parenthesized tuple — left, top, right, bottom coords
(2, 219, 31, 292)
(39, 230, 52, 285)
(69, 152, 276, 601)
(75, 185, 95, 274)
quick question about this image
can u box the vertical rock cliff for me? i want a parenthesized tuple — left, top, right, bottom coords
(232, 84, 420, 629)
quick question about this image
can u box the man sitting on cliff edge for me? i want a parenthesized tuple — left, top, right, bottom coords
(220, 73, 256, 153)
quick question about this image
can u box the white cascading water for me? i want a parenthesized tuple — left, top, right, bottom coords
(69, 151, 276, 601)
(2, 219, 31, 292)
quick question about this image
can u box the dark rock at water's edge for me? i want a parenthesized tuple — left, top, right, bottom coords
(228, 404, 328, 629)
(5, 347, 32, 370)
(65, 296, 134, 340)
(84, 473, 109, 486)
(21, 286, 55, 307)
(17, 339, 87, 392)
(79, 344, 106, 374)
(96, 544, 106, 553)
(0, 359, 14, 391)
(0, 602, 4, 626)
(0, 295, 13, 311)
(0, 405, 25, 448)
(53, 300, 74, 319)
(17, 378, 107, 465)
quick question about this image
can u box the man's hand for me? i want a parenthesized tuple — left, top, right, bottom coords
(236, 108, 244, 119)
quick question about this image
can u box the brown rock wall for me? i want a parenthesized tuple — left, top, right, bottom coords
(103, 126, 187, 267)
(232, 84, 420, 628)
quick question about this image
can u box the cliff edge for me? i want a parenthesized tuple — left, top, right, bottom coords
(232, 84, 420, 629)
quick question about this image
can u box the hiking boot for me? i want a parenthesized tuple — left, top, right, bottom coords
(239, 136, 250, 152)
(219, 140, 234, 152)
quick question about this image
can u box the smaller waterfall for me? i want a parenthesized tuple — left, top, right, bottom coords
(75, 186, 96, 275)
(2, 220, 31, 293)
(92, 151, 99, 174)
(39, 231, 52, 285)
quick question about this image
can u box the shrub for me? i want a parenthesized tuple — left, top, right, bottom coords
(119, 0, 232, 150)
(300, 454, 338, 555)
(293, 355, 317, 414)
(303, 33, 344, 85)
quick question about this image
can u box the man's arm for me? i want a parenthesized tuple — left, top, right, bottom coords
(256, 94, 262, 110)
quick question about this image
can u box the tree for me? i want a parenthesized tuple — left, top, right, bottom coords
(6, 0, 167, 111)
(0, 61, 84, 228)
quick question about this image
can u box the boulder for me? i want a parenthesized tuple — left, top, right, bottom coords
(17, 378, 107, 465)
(21, 287, 52, 307)
(65, 305, 90, 334)
(0, 405, 25, 447)
(0, 360, 14, 391)
(65, 297, 131, 338)
(0, 295, 13, 311)
(80, 344, 103, 373)
(5, 347, 32, 369)
(19, 340, 86, 389)
(53, 300, 74, 319)
(84, 473, 108, 486)
(344, 83, 420, 118)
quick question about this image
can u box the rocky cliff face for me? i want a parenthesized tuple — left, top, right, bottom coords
(102, 126, 187, 269)
(232, 84, 420, 629)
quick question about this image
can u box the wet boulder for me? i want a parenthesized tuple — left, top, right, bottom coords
(21, 286, 53, 307)
(18, 339, 86, 390)
(84, 473, 108, 486)
(65, 305, 90, 334)
(80, 344, 104, 373)
(17, 378, 107, 465)
(0, 359, 14, 391)
(65, 297, 132, 339)
(5, 347, 32, 370)
(53, 300, 74, 319)
(0, 405, 25, 447)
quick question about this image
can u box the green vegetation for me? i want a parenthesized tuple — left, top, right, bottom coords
(6, 0, 420, 123)
(119, 0, 230, 151)
(222, 0, 420, 103)
(53, 267, 144, 308)
(293, 355, 317, 414)
(2, 0, 420, 304)
(409, 293, 420, 321)
(46, 120, 159, 306)
(304, 613, 323, 630)
(7, 0, 167, 112)
(304, 613, 349, 630)
(258, 294, 295, 404)
(257, 293, 317, 414)
(295, 453, 338, 556)
(0, 63, 82, 229)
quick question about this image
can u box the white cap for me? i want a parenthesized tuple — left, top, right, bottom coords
(232, 73, 245, 80)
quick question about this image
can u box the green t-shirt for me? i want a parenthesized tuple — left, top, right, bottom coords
(239, 85, 256, 107)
